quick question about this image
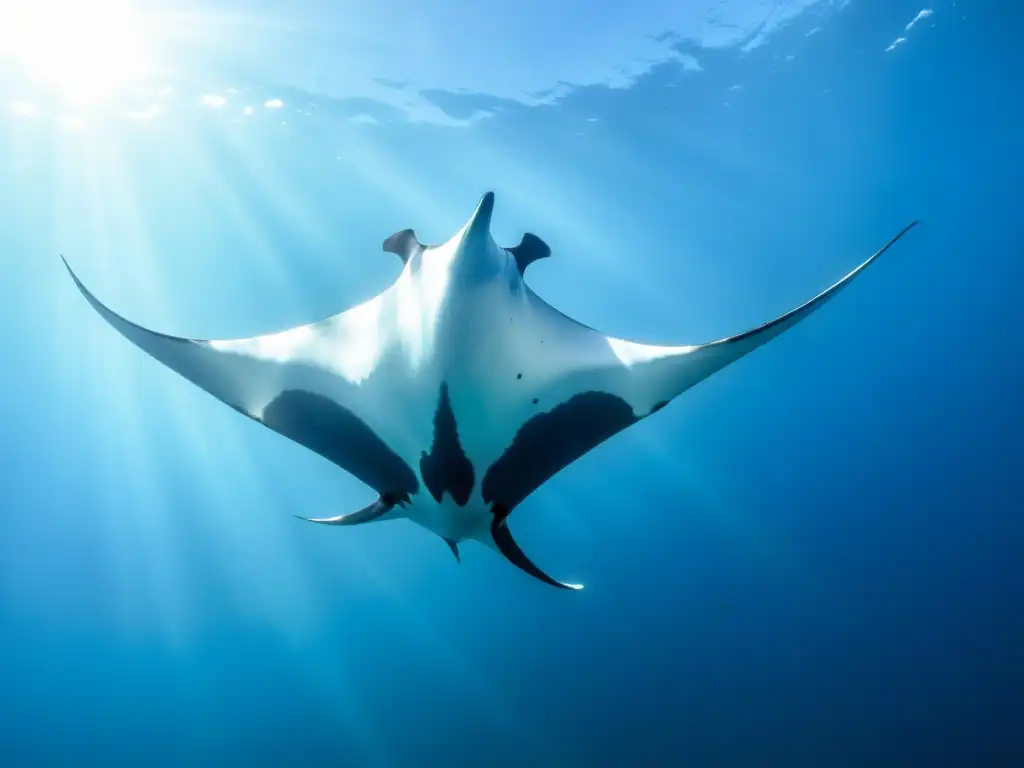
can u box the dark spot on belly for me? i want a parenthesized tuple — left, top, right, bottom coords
(261, 390, 419, 497)
(482, 391, 641, 511)
(532, 398, 539, 405)
(420, 382, 475, 506)
(517, 373, 522, 380)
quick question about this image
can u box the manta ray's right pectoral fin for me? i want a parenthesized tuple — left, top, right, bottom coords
(615, 220, 920, 407)
(295, 495, 399, 526)
(485, 506, 583, 591)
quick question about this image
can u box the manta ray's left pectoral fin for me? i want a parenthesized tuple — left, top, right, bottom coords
(485, 506, 583, 591)
(62, 257, 424, 503)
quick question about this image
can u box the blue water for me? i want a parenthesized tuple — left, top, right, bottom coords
(2, 1, 1021, 765)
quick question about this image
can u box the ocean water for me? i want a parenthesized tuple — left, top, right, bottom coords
(1, 1, 1021, 765)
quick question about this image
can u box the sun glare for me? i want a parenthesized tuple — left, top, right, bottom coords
(0, 0, 153, 104)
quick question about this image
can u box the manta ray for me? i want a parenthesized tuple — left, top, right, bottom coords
(63, 192, 916, 590)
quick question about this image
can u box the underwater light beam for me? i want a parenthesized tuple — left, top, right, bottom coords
(0, 0, 154, 104)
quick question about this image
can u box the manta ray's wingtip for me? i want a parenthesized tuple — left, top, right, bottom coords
(59, 253, 77, 276)
(859, 218, 919, 270)
(59, 253, 81, 287)
(59, 254, 101, 306)
(59, 255, 107, 322)
(899, 219, 921, 237)
(57, 254, 150, 335)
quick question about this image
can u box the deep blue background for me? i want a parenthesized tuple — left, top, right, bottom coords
(1, 1, 1021, 765)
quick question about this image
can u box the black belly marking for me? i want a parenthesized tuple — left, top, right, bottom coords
(482, 391, 641, 511)
(419, 382, 475, 506)
(261, 389, 419, 498)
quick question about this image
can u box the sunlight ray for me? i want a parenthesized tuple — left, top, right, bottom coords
(49, 125, 194, 637)
(286, 116, 456, 234)
(69, 127, 207, 644)
(150, 123, 309, 325)
(197, 113, 337, 252)
(156, 382, 344, 637)
(56, 309, 144, 633)
(82, 324, 198, 644)
(9, 101, 36, 117)
(0, 0, 154, 105)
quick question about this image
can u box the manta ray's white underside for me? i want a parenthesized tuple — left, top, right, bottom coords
(63, 192, 917, 589)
